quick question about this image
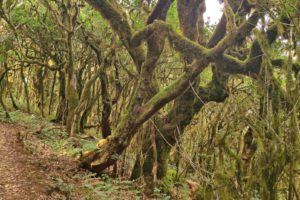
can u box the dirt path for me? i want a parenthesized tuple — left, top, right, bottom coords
(0, 123, 49, 200)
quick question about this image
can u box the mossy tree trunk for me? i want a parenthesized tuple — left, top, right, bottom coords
(55, 70, 67, 124)
(49, 71, 57, 115)
(134, 0, 245, 183)
(134, 0, 207, 187)
(33, 67, 45, 117)
(0, 67, 10, 118)
(65, 32, 79, 135)
(54, 1, 80, 136)
(20, 64, 30, 114)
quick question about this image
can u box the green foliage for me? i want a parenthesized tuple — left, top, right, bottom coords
(48, 177, 74, 199)
(0, 109, 46, 128)
(81, 5, 110, 33)
(81, 175, 142, 200)
(160, 167, 177, 191)
(199, 66, 213, 86)
(10, 4, 28, 24)
(166, 2, 179, 31)
(154, 167, 190, 199)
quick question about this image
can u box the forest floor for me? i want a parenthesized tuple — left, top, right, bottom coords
(0, 110, 144, 200)
(0, 123, 49, 200)
(0, 122, 82, 200)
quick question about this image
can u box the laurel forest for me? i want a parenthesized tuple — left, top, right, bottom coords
(0, 0, 299, 199)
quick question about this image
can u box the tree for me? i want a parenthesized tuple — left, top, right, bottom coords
(78, 0, 300, 195)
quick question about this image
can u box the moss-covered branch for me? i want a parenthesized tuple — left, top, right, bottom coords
(85, 0, 145, 70)
(131, 21, 207, 60)
(177, 0, 205, 41)
(217, 21, 283, 76)
(207, 0, 255, 48)
(208, 10, 260, 56)
(147, 0, 174, 24)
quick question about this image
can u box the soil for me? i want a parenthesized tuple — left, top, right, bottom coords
(0, 121, 143, 200)
(0, 123, 79, 200)
(0, 123, 49, 200)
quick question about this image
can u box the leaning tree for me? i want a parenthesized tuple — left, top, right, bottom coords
(79, 0, 299, 184)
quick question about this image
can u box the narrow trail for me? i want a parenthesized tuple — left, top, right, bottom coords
(0, 123, 48, 200)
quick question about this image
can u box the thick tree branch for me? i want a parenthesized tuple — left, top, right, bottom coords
(218, 22, 281, 76)
(85, 0, 145, 70)
(207, 0, 254, 48)
(147, 0, 174, 24)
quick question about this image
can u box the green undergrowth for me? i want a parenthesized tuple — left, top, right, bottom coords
(0, 109, 97, 157)
(78, 174, 143, 200)
(0, 108, 143, 199)
(0, 109, 49, 128)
